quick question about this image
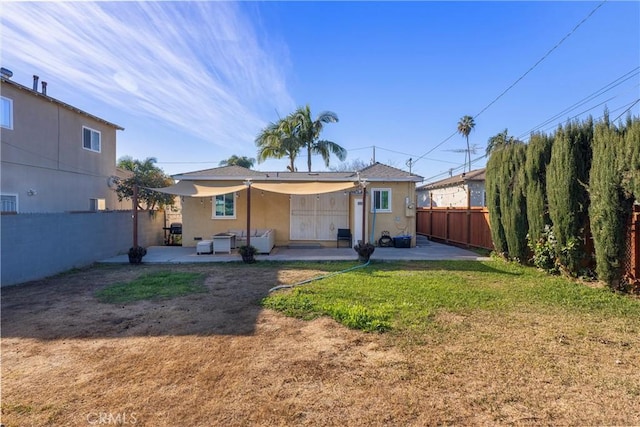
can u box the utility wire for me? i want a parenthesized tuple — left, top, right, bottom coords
(517, 67, 640, 139)
(413, 0, 607, 167)
(474, 0, 607, 121)
(612, 98, 640, 122)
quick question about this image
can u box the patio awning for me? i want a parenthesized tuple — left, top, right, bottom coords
(251, 181, 357, 195)
(147, 181, 247, 197)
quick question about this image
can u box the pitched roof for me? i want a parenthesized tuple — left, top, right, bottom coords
(358, 162, 423, 182)
(1, 77, 124, 130)
(417, 168, 486, 190)
(173, 162, 423, 182)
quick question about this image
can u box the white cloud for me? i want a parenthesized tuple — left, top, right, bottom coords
(1, 1, 294, 148)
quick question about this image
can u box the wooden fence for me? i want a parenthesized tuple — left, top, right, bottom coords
(416, 207, 493, 250)
(624, 205, 640, 286)
(417, 205, 640, 287)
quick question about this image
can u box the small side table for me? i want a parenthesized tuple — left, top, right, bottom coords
(212, 233, 236, 254)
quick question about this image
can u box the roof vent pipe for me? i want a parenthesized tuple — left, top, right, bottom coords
(41, 81, 47, 96)
(33, 75, 39, 91)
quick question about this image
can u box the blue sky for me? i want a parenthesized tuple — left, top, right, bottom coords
(2, 1, 639, 182)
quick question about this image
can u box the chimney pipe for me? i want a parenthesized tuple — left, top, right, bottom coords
(33, 75, 39, 91)
(41, 81, 47, 96)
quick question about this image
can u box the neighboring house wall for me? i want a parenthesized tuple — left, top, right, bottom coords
(1, 211, 164, 286)
(417, 181, 486, 208)
(1, 80, 127, 213)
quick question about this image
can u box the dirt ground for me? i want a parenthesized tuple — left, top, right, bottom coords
(2, 263, 639, 426)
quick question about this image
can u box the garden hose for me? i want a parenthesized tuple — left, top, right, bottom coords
(268, 260, 371, 293)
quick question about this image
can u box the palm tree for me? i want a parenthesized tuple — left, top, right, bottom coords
(457, 115, 476, 172)
(255, 119, 300, 172)
(219, 155, 255, 169)
(486, 128, 520, 156)
(290, 105, 346, 172)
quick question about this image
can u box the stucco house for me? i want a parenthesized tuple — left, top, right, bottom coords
(161, 163, 423, 250)
(416, 168, 486, 208)
(1, 73, 128, 213)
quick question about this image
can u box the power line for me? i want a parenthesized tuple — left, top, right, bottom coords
(517, 67, 640, 139)
(474, 0, 608, 121)
(612, 98, 640, 122)
(413, 0, 607, 167)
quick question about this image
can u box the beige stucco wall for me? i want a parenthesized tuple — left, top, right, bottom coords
(182, 180, 418, 248)
(364, 181, 417, 247)
(1, 82, 126, 212)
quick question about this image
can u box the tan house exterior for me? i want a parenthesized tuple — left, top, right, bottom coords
(1, 75, 128, 213)
(416, 168, 486, 208)
(170, 163, 423, 249)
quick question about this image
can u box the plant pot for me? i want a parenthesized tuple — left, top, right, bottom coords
(241, 254, 256, 264)
(354, 243, 375, 263)
(128, 246, 147, 265)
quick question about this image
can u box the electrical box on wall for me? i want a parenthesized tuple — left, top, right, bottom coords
(405, 197, 415, 217)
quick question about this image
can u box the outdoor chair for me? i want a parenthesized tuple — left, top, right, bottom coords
(337, 228, 352, 248)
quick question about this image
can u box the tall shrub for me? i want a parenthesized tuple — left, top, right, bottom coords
(546, 118, 593, 274)
(498, 143, 529, 261)
(589, 115, 630, 288)
(621, 115, 640, 199)
(525, 132, 553, 244)
(486, 148, 507, 256)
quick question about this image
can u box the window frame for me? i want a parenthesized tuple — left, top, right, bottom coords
(82, 126, 101, 153)
(1, 194, 18, 213)
(370, 188, 392, 213)
(1, 96, 13, 130)
(213, 193, 236, 219)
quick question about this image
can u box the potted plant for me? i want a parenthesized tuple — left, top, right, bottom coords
(128, 246, 147, 264)
(238, 245, 258, 264)
(354, 242, 375, 263)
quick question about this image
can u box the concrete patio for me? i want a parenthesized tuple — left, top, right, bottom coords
(99, 236, 490, 264)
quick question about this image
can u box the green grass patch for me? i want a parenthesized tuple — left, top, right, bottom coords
(262, 260, 640, 333)
(95, 271, 207, 304)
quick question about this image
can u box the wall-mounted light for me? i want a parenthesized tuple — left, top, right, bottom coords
(27, 189, 37, 196)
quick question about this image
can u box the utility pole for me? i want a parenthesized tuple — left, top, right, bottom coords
(372, 146, 376, 164)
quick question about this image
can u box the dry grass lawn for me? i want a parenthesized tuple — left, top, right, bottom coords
(2, 262, 639, 426)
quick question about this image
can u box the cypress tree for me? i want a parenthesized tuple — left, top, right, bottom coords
(525, 132, 553, 244)
(498, 143, 528, 261)
(621, 115, 640, 199)
(589, 114, 629, 288)
(546, 118, 593, 274)
(486, 148, 507, 256)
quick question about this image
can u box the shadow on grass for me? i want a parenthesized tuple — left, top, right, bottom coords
(354, 260, 523, 276)
(0, 263, 283, 339)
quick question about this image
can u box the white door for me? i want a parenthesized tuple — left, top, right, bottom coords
(353, 197, 363, 246)
(290, 192, 348, 240)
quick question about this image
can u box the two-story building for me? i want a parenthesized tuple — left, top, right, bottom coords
(1, 72, 128, 213)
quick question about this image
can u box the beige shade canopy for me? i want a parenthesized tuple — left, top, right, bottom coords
(148, 180, 358, 197)
(252, 181, 357, 195)
(147, 181, 247, 197)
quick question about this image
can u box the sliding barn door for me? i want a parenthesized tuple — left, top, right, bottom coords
(290, 192, 349, 240)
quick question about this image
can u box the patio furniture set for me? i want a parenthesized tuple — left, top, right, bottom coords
(196, 229, 275, 255)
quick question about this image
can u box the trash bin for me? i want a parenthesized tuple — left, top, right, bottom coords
(393, 235, 411, 248)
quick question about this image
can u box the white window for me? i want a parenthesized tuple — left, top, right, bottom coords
(371, 188, 392, 213)
(214, 193, 235, 218)
(89, 198, 106, 211)
(83, 126, 101, 152)
(1, 194, 17, 212)
(1, 96, 13, 129)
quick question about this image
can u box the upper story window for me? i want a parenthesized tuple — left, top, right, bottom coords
(1, 96, 13, 129)
(83, 126, 101, 152)
(214, 193, 235, 218)
(1, 194, 18, 213)
(371, 188, 392, 213)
